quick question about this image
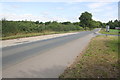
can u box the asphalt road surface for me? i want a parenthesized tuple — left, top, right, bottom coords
(2, 28, 100, 78)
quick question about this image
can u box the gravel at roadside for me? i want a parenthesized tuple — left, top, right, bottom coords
(2, 32, 79, 48)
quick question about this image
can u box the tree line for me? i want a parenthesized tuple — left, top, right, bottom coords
(107, 19, 120, 29)
(1, 11, 119, 37)
(79, 11, 106, 30)
(2, 20, 84, 37)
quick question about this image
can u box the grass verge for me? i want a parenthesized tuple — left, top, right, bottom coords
(99, 28, 120, 35)
(59, 35, 120, 78)
(1, 30, 83, 40)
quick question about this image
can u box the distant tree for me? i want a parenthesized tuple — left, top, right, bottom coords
(107, 20, 114, 29)
(79, 11, 92, 30)
(45, 21, 51, 25)
(90, 20, 100, 29)
(73, 22, 80, 26)
(114, 19, 119, 27)
(2, 18, 7, 21)
(118, 20, 120, 27)
(39, 22, 43, 24)
(107, 19, 120, 29)
(101, 23, 106, 28)
(52, 21, 58, 24)
(62, 21, 71, 25)
(35, 21, 39, 24)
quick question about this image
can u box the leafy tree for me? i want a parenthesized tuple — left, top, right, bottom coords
(62, 21, 71, 25)
(118, 20, 120, 27)
(73, 22, 80, 25)
(39, 22, 43, 24)
(114, 19, 119, 27)
(101, 23, 106, 28)
(35, 21, 39, 24)
(79, 11, 92, 30)
(3, 11, 109, 37)
(107, 20, 119, 29)
(45, 21, 51, 25)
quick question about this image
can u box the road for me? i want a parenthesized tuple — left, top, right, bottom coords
(2, 28, 100, 78)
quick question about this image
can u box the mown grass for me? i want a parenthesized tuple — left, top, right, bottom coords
(59, 35, 119, 78)
(1, 30, 83, 40)
(99, 28, 120, 35)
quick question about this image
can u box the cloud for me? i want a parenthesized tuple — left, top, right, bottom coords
(0, 2, 118, 23)
(56, 7, 64, 10)
(0, 3, 2, 12)
(92, 9, 117, 22)
(73, 0, 118, 2)
(87, 3, 109, 9)
(50, 16, 70, 22)
(0, 0, 119, 2)
(86, 2, 118, 22)
(103, 12, 117, 22)
(92, 16, 101, 21)
(40, 11, 50, 16)
(0, 13, 70, 22)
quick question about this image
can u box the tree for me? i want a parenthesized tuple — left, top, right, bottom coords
(62, 21, 71, 25)
(90, 20, 100, 29)
(100, 22, 106, 28)
(45, 21, 51, 25)
(39, 22, 43, 24)
(118, 20, 120, 27)
(114, 19, 119, 27)
(79, 11, 92, 30)
(73, 22, 80, 26)
(107, 20, 113, 29)
(35, 21, 39, 24)
(107, 20, 119, 29)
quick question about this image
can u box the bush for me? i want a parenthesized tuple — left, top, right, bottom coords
(2, 20, 84, 37)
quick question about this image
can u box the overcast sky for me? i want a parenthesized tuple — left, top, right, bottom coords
(0, 0, 119, 23)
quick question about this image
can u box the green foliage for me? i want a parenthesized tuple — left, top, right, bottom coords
(2, 11, 113, 38)
(35, 21, 39, 24)
(79, 11, 92, 29)
(107, 20, 120, 29)
(90, 20, 101, 28)
(61, 21, 71, 25)
(2, 20, 85, 37)
(73, 22, 80, 26)
(45, 21, 51, 25)
(79, 11, 106, 30)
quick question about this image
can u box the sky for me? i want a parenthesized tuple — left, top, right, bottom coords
(0, 1, 119, 23)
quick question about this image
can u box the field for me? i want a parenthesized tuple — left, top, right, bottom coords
(99, 28, 120, 35)
(59, 35, 119, 78)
